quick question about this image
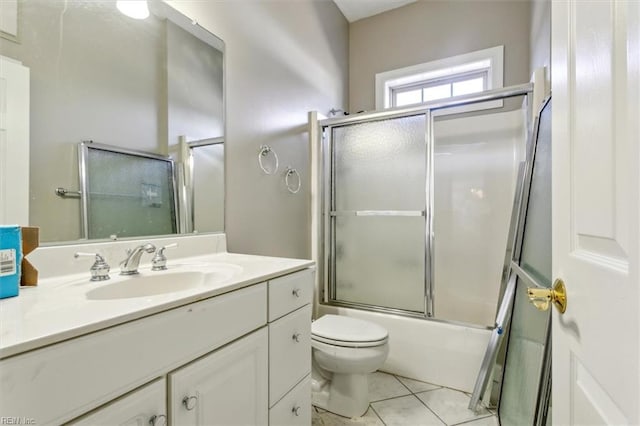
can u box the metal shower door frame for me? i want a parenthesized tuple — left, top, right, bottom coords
(318, 83, 534, 322)
(322, 112, 432, 318)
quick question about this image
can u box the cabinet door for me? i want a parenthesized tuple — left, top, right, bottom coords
(69, 378, 166, 426)
(169, 327, 268, 426)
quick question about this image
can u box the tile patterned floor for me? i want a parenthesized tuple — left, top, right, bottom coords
(312, 372, 498, 426)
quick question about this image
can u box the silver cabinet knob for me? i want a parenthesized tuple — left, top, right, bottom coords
(149, 414, 167, 426)
(182, 395, 198, 411)
(292, 333, 301, 343)
(292, 406, 301, 416)
(292, 288, 300, 298)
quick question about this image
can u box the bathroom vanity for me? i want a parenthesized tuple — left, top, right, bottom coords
(0, 235, 314, 425)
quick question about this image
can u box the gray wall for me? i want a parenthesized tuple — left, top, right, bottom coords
(167, 20, 224, 145)
(348, 0, 531, 112)
(167, 1, 349, 259)
(530, 0, 551, 91)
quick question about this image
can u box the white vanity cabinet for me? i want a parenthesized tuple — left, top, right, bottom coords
(0, 283, 267, 424)
(169, 327, 269, 426)
(267, 268, 314, 425)
(0, 263, 315, 426)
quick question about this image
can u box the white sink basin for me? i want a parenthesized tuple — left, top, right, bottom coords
(166, 262, 243, 276)
(84, 262, 243, 300)
(162, 262, 242, 285)
(86, 271, 205, 300)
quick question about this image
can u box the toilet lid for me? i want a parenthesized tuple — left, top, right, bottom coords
(311, 315, 388, 344)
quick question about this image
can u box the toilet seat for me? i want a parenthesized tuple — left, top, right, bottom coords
(312, 334, 387, 348)
(312, 315, 388, 348)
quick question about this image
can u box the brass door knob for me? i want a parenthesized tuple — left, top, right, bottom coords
(527, 279, 567, 314)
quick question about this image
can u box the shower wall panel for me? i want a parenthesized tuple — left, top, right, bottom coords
(192, 143, 224, 233)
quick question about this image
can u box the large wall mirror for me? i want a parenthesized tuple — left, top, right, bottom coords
(0, 0, 224, 244)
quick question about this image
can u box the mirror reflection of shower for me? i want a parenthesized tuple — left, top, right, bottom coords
(0, 1, 225, 243)
(178, 136, 225, 235)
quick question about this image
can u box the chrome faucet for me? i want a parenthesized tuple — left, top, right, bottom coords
(120, 243, 156, 275)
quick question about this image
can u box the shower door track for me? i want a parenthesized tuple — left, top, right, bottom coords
(319, 82, 534, 322)
(319, 83, 533, 127)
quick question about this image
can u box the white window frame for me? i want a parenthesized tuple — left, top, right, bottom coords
(375, 46, 504, 113)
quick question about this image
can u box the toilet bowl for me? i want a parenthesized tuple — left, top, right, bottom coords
(311, 315, 389, 418)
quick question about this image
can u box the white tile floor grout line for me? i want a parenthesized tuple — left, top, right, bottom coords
(413, 393, 449, 425)
(312, 372, 500, 426)
(368, 405, 387, 426)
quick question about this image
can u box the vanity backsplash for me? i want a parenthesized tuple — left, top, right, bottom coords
(28, 233, 228, 281)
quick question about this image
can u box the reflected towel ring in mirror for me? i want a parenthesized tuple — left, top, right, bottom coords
(285, 167, 301, 194)
(258, 145, 279, 175)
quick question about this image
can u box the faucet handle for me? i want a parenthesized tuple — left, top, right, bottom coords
(74, 252, 111, 281)
(151, 243, 178, 271)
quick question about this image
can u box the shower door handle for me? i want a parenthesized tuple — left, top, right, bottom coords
(527, 279, 567, 314)
(330, 210, 425, 217)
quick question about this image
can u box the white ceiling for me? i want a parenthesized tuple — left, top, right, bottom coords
(333, 0, 418, 23)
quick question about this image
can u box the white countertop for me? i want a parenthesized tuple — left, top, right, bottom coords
(0, 251, 313, 359)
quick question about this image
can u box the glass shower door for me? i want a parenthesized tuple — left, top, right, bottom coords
(499, 98, 552, 425)
(432, 110, 525, 327)
(330, 114, 427, 314)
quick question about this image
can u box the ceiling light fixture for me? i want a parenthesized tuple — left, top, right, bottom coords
(116, 0, 150, 20)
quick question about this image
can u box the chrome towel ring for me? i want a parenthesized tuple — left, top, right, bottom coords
(285, 167, 301, 194)
(258, 145, 279, 175)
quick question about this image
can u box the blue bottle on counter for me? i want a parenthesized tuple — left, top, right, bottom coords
(0, 225, 22, 299)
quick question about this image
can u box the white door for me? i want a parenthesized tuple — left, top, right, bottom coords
(0, 55, 29, 225)
(552, 1, 640, 424)
(69, 378, 166, 426)
(169, 327, 269, 426)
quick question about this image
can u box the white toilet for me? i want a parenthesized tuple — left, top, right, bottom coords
(311, 314, 389, 418)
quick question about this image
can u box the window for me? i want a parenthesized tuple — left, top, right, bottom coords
(375, 46, 504, 111)
(392, 71, 488, 107)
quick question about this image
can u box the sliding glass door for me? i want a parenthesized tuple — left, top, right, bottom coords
(330, 114, 428, 314)
(322, 89, 528, 326)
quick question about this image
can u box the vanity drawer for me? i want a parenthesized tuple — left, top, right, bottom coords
(269, 304, 312, 407)
(0, 283, 267, 425)
(268, 268, 313, 321)
(269, 374, 311, 426)
(69, 378, 166, 425)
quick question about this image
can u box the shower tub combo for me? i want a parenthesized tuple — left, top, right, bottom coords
(310, 84, 533, 393)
